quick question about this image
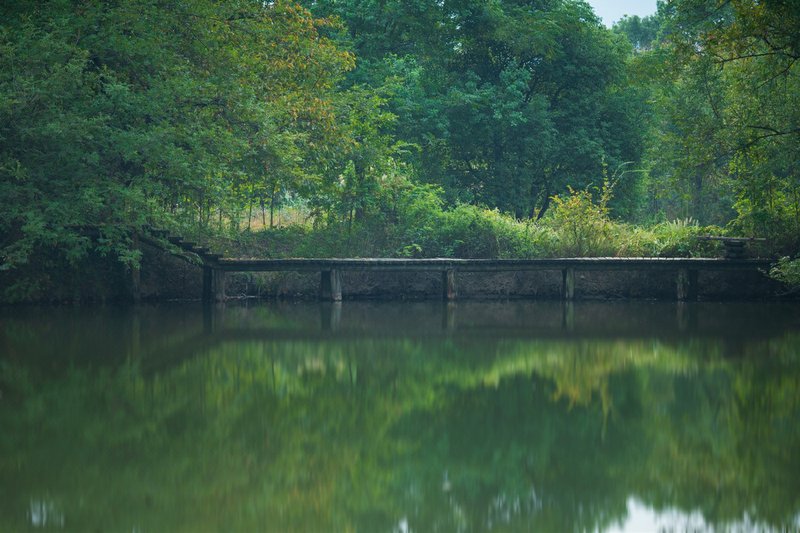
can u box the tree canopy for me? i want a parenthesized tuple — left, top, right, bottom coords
(624, 0, 800, 247)
(0, 0, 353, 270)
(304, 0, 647, 218)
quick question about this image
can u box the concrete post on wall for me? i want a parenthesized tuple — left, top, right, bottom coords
(677, 269, 698, 301)
(320, 270, 342, 301)
(203, 267, 227, 302)
(213, 269, 227, 302)
(563, 268, 576, 300)
(442, 269, 457, 300)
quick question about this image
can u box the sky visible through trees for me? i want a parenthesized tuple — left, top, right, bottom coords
(586, 0, 658, 26)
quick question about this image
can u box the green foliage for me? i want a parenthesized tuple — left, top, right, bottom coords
(425, 205, 548, 259)
(0, 0, 354, 277)
(227, 176, 713, 260)
(728, 153, 800, 253)
(649, 218, 718, 257)
(769, 257, 800, 290)
(635, 0, 800, 244)
(303, 0, 648, 217)
(548, 183, 615, 256)
(613, 13, 663, 51)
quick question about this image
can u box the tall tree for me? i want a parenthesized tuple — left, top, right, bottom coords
(0, 0, 353, 273)
(304, 0, 648, 218)
(641, 0, 800, 244)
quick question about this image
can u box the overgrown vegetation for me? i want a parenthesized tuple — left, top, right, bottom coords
(770, 257, 800, 293)
(222, 177, 719, 260)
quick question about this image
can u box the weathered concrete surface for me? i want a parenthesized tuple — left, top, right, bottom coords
(697, 269, 777, 300)
(221, 267, 785, 301)
(139, 243, 203, 300)
(2, 241, 786, 304)
(12, 240, 781, 303)
(457, 271, 564, 299)
(209, 257, 781, 301)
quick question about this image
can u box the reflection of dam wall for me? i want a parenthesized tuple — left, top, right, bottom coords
(6, 302, 798, 376)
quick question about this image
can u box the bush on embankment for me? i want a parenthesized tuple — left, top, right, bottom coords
(227, 180, 723, 260)
(770, 257, 800, 293)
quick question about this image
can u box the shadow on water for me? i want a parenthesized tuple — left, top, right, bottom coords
(3, 300, 800, 363)
(1, 301, 800, 531)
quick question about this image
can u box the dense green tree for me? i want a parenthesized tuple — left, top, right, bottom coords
(633, 0, 800, 245)
(0, 0, 353, 275)
(304, 0, 648, 218)
(613, 12, 664, 52)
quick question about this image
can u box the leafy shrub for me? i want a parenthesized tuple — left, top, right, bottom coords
(769, 257, 800, 290)
(437, 205, 516, 258)
(650, 218, 721, 257)
(615, 225, 659, 257)
(545, 184, 616, 256)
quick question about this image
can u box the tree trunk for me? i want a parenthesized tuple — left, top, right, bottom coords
(261, 197, 266, 228)
(536, 190, 551, 221)
(692, 172, 704, 222)
(269, 192, 275, 229)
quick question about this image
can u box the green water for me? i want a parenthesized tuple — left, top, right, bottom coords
(1, 301, 800, 532)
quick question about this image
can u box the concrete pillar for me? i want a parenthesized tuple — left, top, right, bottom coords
(442, 269, 457, 300)
(213, 269, 227, 302)
(563, 268, 576, 300)
(320, 270, 342, 301)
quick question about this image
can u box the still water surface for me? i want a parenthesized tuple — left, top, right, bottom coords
(1, 301, 800, 532)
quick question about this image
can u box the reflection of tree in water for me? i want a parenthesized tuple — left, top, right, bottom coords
(1, 332, 799, 531)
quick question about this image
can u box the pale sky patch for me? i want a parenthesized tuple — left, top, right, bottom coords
(585, 0, 658, 26)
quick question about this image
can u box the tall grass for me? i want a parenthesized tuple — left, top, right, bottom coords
(223, 181, 725, 259)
